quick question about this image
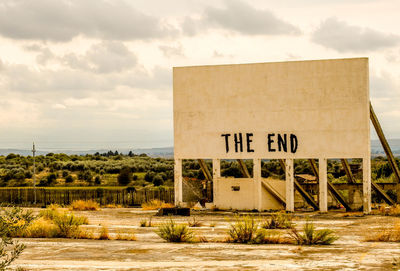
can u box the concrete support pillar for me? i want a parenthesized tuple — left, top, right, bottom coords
(253, 158, 262, 211)
(212, 159, 220, 206)
(285, 159, 294, 212)
(363, 157, 371, 214)
(174, 159, 183, 206)
(319, 158, 328, 213)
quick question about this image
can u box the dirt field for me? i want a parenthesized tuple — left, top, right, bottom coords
(11, 208, 400, 270)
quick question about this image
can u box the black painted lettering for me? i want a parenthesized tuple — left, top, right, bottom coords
(221, 134, 231, 153)
(267, 133, 276, 152)
(246, 133, 254, 152)
(234, 133, 243, 152)
(290, 134, 298, 153)
(277, 134, 287, 152)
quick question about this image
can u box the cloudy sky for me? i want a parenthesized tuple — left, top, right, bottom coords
(0, 0, 399, 151)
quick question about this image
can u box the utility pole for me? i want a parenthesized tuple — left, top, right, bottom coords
(32, 142, 36, 204)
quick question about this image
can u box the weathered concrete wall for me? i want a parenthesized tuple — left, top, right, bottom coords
(173, 58, 370, 160)
(214, 177, 285, 211)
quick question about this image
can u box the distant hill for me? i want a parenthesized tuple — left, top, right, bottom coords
(0, 147, 174, 158)
(371, 139, 400, 156)
(0, 139, 399, 158)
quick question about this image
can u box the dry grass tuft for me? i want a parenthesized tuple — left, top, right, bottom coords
(188, 216, 202, 227)
(39, 208, 60, 221)
(19, 217, 58, 238)
(98, 225, 110, 240)
(115, 230, 136, 241)
(196, 235, 209, 243)
(69, 200, 100, 211)
(374, 205, 400, 217)
(261, 213, 294, 229)
(74, 229, 95, 239)
(47, 204, 61, 210)
(254, 229, 293, 244)
(19, 206, 90, 239)
(142, 200, 174, 210)
(139, 217, 153, 227)
(365, 224, 400, 242)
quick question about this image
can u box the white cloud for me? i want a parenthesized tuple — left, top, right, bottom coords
(0, 0, 177, 41)
(51, 103, 66, 109)
(201, 0, 301, 36)
(62, 41, 138, 73)
(312, 17, 400, 52)
(0, 99, 41, 128)
(159, 44, 184, 58)
(64, 98, 99, 107)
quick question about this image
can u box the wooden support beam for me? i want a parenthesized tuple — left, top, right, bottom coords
(327, 181, 352, 211)
(371, 182, 395, 205)
(308, 159, 352, 211)
(370, 101, 400, 183)
(197, 159, 212, 182)
(236, 159, 251, 178)
(308, 159, 319, 178)
(342, 157, 391, 207)
(341, 159, 356, 184)
(261, 179, 286, 207)
(294, 179, 319, 210)
(237, 159, 284, 209)
(279, 159, 286, 173)
(279, 159, 318, 211)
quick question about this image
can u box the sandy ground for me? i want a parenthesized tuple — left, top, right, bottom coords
(10, 208, 400, 270)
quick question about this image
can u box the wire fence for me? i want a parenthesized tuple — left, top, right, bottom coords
(0, 187, 174, 207)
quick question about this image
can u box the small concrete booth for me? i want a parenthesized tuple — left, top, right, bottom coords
(173, 58, 371, 213)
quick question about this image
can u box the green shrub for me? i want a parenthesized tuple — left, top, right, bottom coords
(47, 173, 57, 184)
(0, 207, 35, 270)
(118, 167, 132, 185)
(290, 221, 338, 245)
(226, 215, 294, 244)
(39, 209, 59, 221)
(227, 215, 258, 243)
(52, 211, 88, 238)
(156, 219, 194, 242)
(65, 175, 74, 183)
(153, 174, 164, 186)
(94, 176, 101, 185)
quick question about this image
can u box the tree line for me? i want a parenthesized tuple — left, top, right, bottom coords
(0, 152, 398, 188)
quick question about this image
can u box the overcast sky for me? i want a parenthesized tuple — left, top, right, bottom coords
(0, 0, 399, 150)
